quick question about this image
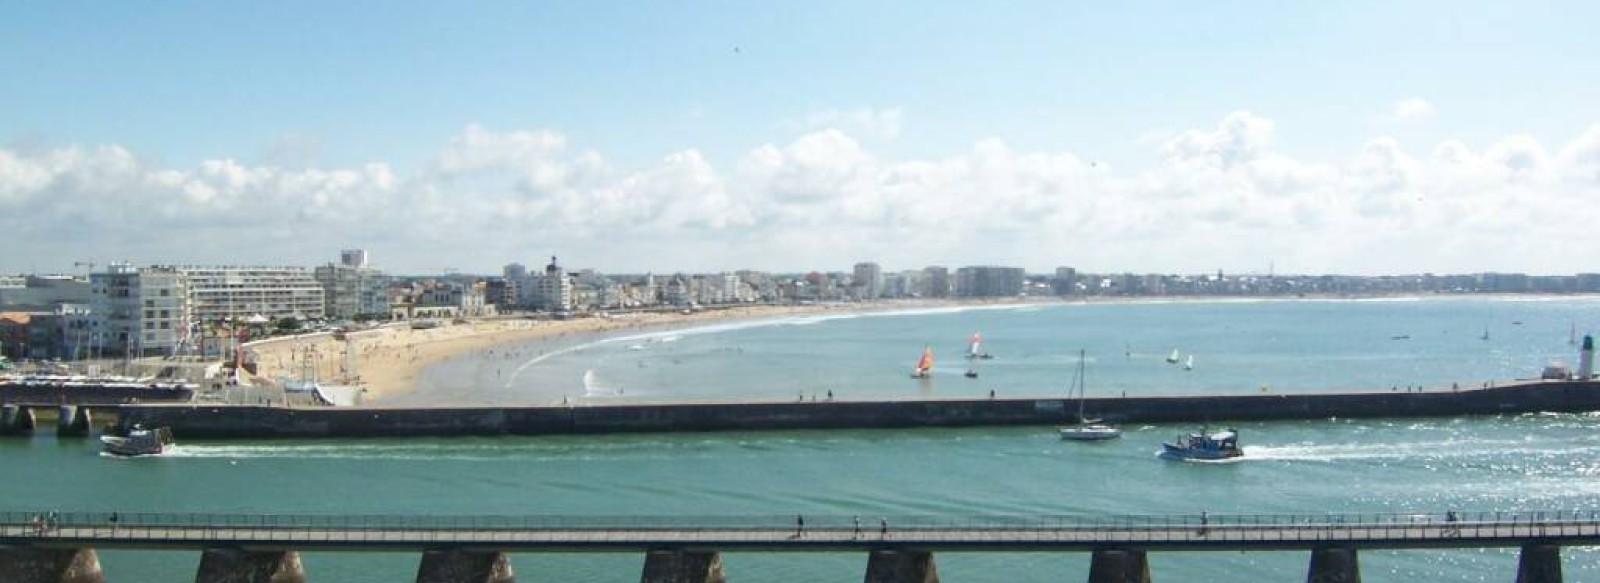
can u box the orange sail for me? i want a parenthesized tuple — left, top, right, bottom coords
(914, 345, 934, 374)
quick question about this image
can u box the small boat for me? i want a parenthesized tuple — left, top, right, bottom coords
(1060, 350, 1121, 441)
(911, 345, 934, 379)
(964, 332, 993, 360)
(1183, 355, 1194, 371)
(964, 370, 979, 379)
(101, 425, 174, 457)
(1165, 349, 1180, 364)
(1160, 428, 1242, 461)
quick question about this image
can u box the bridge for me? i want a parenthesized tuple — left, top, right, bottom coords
(0, 511, 1592, 582)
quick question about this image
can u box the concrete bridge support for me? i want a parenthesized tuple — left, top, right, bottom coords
(863, 549, 939, 583)
(56, 406, 91, 437)
(640, 550, 726, 583)
(2, 404, 37, 435)
(194, 548, 306, 583)
(1088, 549, 1150, 583)
(0, 546, 105, 583)
(1306, 546, 1360, 583)
(415, 550, 515, 583)
(1516, 544, 1562, 583)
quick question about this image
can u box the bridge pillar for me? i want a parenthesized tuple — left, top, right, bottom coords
(0, 546, 105, 583)
(2, 404, 37, 435)
(1516, 544, 1562, 583)
(1306, 546, 1360, 583)
(415, 550, 515, 583)
(1087, 549, 1150, 583)
(57, 406, 91, 437)
(194, 547, 306, 583)
(863, 549, 939, 583)
(640, 550, 726, 583)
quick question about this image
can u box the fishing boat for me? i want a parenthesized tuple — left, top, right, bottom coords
(1165, 349, 1180, 364)
(101, 425, 174, 457)
(1059, 350, 1121, 441)
(911, 345, 934, 379)
(1160, 427, 1242, 461)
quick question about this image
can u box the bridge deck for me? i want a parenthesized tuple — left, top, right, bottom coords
(3, 511, 1597, 552)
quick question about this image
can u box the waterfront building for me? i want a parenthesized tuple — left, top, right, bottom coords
(921, 266, 950, 298)
(0, 275, 93, 311)
(852, 262, 883, 300)
(954, 266, 1025, 298)
(523, 256, 573, 313)
(1053, 267, 1078, 296)
(88, 263, 195, 357)
(661, 275, 692, 307)
(179, 266, 324, 324)
(314, 251, 389, 319)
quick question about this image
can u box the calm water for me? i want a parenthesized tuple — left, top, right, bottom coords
(7, 297, 1600, 582)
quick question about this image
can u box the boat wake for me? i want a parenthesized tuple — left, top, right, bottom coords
(1243, 438, 1600, 463)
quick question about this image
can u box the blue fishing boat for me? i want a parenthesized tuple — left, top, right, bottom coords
(1160, 427, 1242, 461)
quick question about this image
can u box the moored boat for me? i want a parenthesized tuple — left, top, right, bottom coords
(101, 425, 174, 457)
(1160, 427, 1241, 461)
(1060, 349, 1122, 441)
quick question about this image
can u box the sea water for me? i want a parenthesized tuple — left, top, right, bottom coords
(6, 297, 1600, 582)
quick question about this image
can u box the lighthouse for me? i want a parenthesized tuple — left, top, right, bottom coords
(1579, 334, 1595, 380)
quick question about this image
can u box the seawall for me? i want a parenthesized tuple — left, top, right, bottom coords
(114, 380, 1600, 439)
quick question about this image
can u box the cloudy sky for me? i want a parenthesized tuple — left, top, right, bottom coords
(2, 2, 1597, 276)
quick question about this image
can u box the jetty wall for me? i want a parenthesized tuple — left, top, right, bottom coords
(114, 381, 1600, 439)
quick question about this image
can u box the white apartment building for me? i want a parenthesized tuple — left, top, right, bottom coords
(90, 263, 193, 357)
(179, 266, 326, 323)
(314, 263, 389, 318)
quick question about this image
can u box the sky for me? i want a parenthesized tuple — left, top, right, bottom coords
(2, 1, 1598, 276)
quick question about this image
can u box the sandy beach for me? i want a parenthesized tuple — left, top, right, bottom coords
(245, 304, 864, 403)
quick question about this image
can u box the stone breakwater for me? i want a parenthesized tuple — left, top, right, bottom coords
(112, 381, 1600, 439)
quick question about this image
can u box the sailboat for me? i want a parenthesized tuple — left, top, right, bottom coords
(1059, 350, 1122, 441)
(1166, 349, 1180, 364)
(911, 345, 934, 379)
(1183, 354, 1194, 371)
(965, 332, 994, 360)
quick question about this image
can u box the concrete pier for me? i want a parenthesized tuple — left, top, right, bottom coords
(194, 548, 306, 583)
(639, 550, 726, 583)
(2, 404, 37, 435)
(115, 380, 1600, 439)
(1515, 544, 1562, 583)
(415, 550, 515, 583)
(1088, 549, 1150, 583)
(1306, 546, 1360, 583)
(0, 546, 105, 583)
(56, 406, 91, 437)
(863, 549, 939, 583)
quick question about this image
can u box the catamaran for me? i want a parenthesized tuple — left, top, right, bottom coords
(1059, 350, 1121, 441)
(911, 345, 934, 379)
(965, 332, 993, 360)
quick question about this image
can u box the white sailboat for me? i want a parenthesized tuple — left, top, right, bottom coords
(1059, 350, 1122, 441)
(1166, 349, 1180, 364)
(1183, 354, 1194, 371)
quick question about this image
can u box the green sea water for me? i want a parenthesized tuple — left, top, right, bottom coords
(6, 297, 1600, 582)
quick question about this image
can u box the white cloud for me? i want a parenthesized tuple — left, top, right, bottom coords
(1390, 98, 1436, 122)
(2, 113, 1599, 274)
(786, 108, 904, 140)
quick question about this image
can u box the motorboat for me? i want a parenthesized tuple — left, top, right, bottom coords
(1160, 428, 1241, 460)
(101, 426, 174, 457)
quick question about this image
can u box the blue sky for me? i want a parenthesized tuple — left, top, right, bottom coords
(2, 2, 1598, 274)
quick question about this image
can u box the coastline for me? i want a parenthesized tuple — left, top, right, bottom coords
(247, 302, 933, 403)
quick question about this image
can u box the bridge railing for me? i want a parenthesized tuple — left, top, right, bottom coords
(1, 510, 1596, 544)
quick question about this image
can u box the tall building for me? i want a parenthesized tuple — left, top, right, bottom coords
(181, 266, 325, 324)
(920, 266, 950, 298)
(340, 249, 369, 269)
(852, 262, 883, 300)
(954, 266, 1025, 298)
(1053, 267, 1078, 296)
(315, 252, 390, 319)
(89, 263, 193, 357)
(525, 256, 573, 312)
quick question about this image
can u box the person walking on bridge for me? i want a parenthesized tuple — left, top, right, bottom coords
(853, 515, 862, 539)
(796, 514, 804, 537)
(880, 517, 889, 539)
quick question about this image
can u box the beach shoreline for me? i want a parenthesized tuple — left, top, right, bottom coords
(247, 299, 1033, 403)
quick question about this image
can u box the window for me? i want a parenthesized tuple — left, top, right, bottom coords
(159, 289, 170, 297)
(159, 322, 169, 329)
(160, 310, 169, 318)
(145, 300, 154, 307)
